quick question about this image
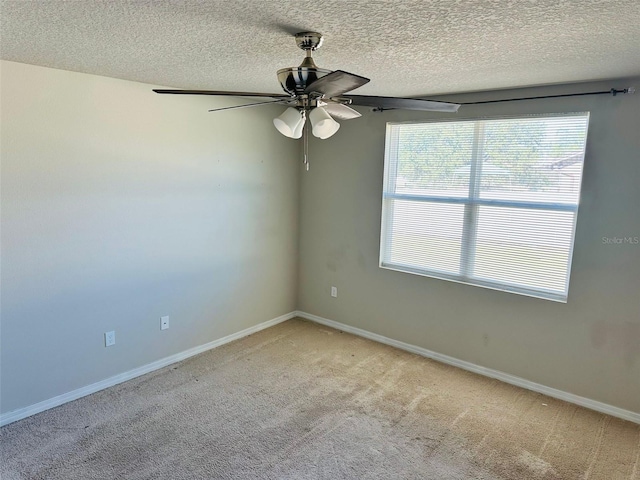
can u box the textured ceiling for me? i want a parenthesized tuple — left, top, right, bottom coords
(1, 0, 639, 97)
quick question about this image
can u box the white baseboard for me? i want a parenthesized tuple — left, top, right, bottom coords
(0, 311, 297, 427)
(295, 311, 640, 425)
(5, 310, 638, 427)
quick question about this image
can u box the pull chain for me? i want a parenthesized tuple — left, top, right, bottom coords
(303, 114, 310, 171)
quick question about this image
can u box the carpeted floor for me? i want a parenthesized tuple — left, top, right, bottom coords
(1, 318, 639, 479)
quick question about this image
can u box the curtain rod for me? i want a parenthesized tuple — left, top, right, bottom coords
(458, 87, 635, 105)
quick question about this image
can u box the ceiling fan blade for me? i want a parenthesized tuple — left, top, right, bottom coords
(304, 70, 370, 97)
(153, 89, 290, 99)
(345, 95, 461, 113)
(208, 99, 293, 112)
(323, 103, 361, 120)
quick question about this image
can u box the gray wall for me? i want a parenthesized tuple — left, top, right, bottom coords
(0, 61, 299, 414)
(298, 79, 640, 413)
(2, 60, 638, 417)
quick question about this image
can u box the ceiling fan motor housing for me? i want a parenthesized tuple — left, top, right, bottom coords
(277, 67, 332, 96)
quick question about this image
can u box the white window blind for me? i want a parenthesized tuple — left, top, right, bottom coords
(380, 113, 590, 302)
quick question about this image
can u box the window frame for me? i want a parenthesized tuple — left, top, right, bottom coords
(379, 112, 590, 303)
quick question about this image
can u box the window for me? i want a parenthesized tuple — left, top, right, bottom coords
(380, 113, 590, 302)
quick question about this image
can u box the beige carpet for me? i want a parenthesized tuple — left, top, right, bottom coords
(1, 318, 639, 480)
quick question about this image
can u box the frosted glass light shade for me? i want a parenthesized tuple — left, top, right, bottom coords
(309, 107, 340, 139)
(291, 111, 306, 139)
(273, 108, 305, 138)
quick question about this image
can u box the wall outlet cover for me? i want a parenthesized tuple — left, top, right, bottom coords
(105, 331, 116, 347)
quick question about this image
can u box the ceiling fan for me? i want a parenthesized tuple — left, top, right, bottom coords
(153, 32, 461, 169)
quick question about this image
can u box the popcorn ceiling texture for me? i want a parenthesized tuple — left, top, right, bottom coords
(1, 0, 640, 96)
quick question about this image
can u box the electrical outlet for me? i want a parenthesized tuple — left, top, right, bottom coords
(105, 331, 116, 347)
(161, 316, 170, 330)
(331, 286, 338, 298)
